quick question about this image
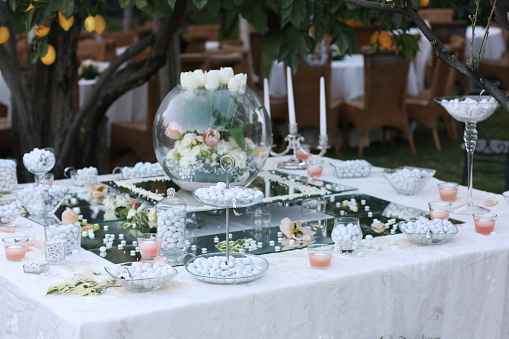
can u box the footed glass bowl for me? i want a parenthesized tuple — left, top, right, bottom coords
(104, 262, 178, 293)
(398, 218, 458, 246)
(13, 184, 69, 216)
(185, 252, 269, 284)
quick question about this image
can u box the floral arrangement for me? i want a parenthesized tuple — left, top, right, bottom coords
(78, 59, 102, 79)
(163, 67, 266, 184)
(102, 194, 156, 235)
(85, 183, 108, 205)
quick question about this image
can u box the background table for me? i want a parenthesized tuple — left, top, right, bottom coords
(1, 156, 509, 338)
(465, 26, 506, 61)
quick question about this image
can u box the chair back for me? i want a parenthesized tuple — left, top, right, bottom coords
(77, 39, 116, 61)
(291, 59, 331, 129)
(205, 51, 243, 71)
(353, 24, 378, 51)
(180, 53, 207, 72)
(102, 30, 137, 48)
(418, 8, 454, 22)
(363, 51, 409, 112)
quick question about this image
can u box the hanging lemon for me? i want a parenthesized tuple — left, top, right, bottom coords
(35, 21, 50, 38)
(370, 31, 379, 45)
(58, 12, 75, 31)
(26, 4, 34, 11)
(41, 44, 56, 65)
(0, 27, 10, 45)
(84, 15, 96, 33)
(378, 31, 394, 50)
(419, 0, 430, 8)
(94, 15, 106, 35)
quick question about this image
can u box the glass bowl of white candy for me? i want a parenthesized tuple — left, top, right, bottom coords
(330, 160, 372, 178)
(104, 261, 178, 292)
(383, 166, 436, 195)
(185, 252, 269, 284)
(13, 184, 69, 216)
(398, 217, 458, 246)
(193, 182, 264, 208)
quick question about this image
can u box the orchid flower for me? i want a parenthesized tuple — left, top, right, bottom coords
(202, 129, 220, 147)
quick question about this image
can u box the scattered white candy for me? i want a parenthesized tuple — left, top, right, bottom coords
(213, 236, 219, 243)
(275, 246, 281, 252)
(356, 251, 366, 257)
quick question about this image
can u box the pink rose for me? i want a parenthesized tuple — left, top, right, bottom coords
(62, 207, 79, 226)
(126, 196, 142, 210)
(85, 183, 108, 205)
(165, 121, 184, 140)
(202, 129, 220, 147)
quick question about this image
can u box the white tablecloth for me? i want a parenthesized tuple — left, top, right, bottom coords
(465, 26, 506, 61)
(1, 156, 509, 338)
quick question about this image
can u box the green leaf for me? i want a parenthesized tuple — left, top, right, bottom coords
(135, 0, 148, 9)
(118, 0, 134, 9)
(60, 0, 75, 17)
(228, 127, 246, 151)
(166, 0, 176, 9)
(193, 0, 208, 9)
(400, 33, 419, 59)
(240, 3, 267, 34)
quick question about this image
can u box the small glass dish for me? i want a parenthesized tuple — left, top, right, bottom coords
(23, 261, 49, 274)
(104, 261, 178, 293)
(185, 252, 269, 284)
(383, 166, 436, 195)
(13, 184, 69, 216)
(398, 218, 458, 246)
(330, 160, 372, 178)
(192, 187, 264, 208)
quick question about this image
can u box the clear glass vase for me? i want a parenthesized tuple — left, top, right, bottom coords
(153, 85, 272, 191)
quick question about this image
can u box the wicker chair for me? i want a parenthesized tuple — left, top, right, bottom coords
(183, 25, 220, 53)
(290, 59, 342, 155)
(102, 30, 137, 48)
(342, 51, 416, 157)
(406, 36, 465, 150)
(180, 53, 207, 72)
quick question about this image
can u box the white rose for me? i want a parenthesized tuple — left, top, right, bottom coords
(218, 67, 234, 86)
(205, 70, 220, 90)
(192, 69, 206, 87)
(127, 209, 137, 219)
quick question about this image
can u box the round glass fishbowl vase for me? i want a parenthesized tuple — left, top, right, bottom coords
(153, 85, 272, 191)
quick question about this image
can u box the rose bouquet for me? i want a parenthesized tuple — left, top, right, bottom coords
(103, 194, 157, 235)
(153, 67, 272, 190)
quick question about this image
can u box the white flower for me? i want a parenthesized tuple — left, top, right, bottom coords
(227, 73, 247, 93)
(192, 69, 206, 87)
(127, 209, 137, 219)
(205, 70, 220, 90)
(148, 207, 157, 222)
(218, 67, 234, 86)
(181, 72, 199, 89)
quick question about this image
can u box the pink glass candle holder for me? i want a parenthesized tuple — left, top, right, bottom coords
(438, 182, 459, 201)
(428, 201, 452, 220)
(3, 236, 29, 261)
(137, 233, 162, 259)
(473, 213, 497, 235)
(296, 144, 311, 160)
(308, 244, 334, 268)
(307, 158, 324, 177)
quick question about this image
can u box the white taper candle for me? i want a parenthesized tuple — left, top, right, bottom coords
(263, 78, 271, 117)
(319, 76, 327, 136)
(286, 66, 296, 126)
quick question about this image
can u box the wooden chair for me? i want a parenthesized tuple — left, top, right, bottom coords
(290, 59, 342, 155)
(418, 8, 454, 22)
(77, 39, 117, 62)
(406, 36, 465, 150)
(480, 24, 509, 88)
(102, 30, 137, 48)
(342, 50, 416, 157)
(183, 25, 220, 53)
(353, 24, 378, 52)
(180, 53, 207, 72)
(216, 44, 255, 87)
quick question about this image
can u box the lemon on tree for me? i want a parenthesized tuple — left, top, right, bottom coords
(84, 15, 96, 33)
(35, 20, 50, 37)
(94, 15, 106, 35)
(41, 44, 56, 65)
(58, 12, 75, 31)
(370, 31, 394, 51)
(0, 26, 10, 44)
(419, 0, 430, 8)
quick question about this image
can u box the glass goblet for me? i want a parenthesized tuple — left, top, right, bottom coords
(23, 147, 56, 185)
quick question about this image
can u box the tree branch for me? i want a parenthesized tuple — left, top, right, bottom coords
(339, 0, 509, 111)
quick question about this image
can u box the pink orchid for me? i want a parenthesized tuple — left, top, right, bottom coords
(85, 183, 108, 205)
(202, 128, 220, 147)
(279, 217, 315, 241)
(165, 121, 184, 140)
(126, 196, 142, 210)
(0, 226, 16, 233)
(62, 207, 79, 226)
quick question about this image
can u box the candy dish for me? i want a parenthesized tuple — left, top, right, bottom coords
(398, 217, 458, 246)
(193, 183, 264, 208)
(330, 160, 372, 178)
(104, 261, 178, 292)
(383, 166, 436, 195)
(185, 252, 269, 284)
(13, 184, 69, 216)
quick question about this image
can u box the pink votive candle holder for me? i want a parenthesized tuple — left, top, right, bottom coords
(307, 158, 324, 178)
(438, 182, 459, 201)
(473, 213, 497, 235)
(137, 233, 162, 260)
(428, 201, 452, 220)
(308, 244, 334, 269)
(3, 236, 29, 261)
(296, 144, 311, 160)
